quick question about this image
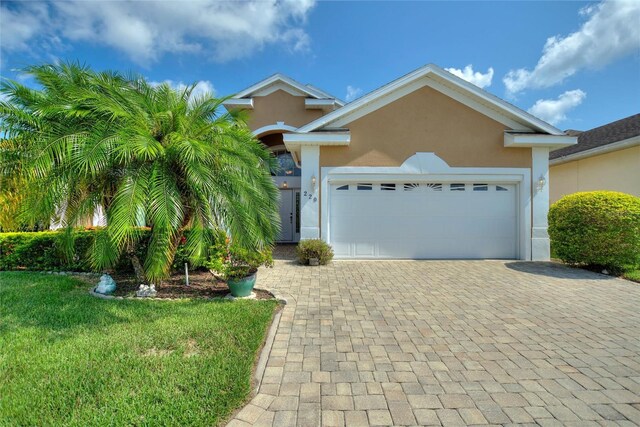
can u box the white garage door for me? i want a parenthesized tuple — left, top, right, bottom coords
(329, 182, 517, 259)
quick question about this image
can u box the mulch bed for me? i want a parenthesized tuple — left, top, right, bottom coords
(108, 269, 274, 300)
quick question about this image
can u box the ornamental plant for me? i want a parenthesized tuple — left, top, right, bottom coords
(206, 238, 273, 281)
(297, 239, 334, 265)
(548, 191, 640, 272)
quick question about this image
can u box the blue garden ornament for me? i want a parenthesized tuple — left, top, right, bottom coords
(96, 274, 116, 294)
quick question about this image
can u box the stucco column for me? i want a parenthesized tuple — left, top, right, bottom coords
(531, 147, 550, 261)
(300, 145, 320, 239)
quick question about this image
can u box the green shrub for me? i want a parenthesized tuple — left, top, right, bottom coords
(205, 239, 273, 280)
(297, 239, 334, 265)
(548, 191, 640, 272)
(0, 230, 96, 271)
(0, 228, 217, 273)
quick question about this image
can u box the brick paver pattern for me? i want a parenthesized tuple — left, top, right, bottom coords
(227, 258, 640, 426)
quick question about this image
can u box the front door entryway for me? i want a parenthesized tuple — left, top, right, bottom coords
(277, 189, 300, 242)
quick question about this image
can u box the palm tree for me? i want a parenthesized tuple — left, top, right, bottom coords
(0, 137, 24, 231)
(0, 63, 280, 283)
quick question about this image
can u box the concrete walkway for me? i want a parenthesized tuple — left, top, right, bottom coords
(227, 258, 640, 426)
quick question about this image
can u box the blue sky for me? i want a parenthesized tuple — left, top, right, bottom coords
(1, 0, 639, 130)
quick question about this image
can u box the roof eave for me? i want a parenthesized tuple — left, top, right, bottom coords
(504, 133, 577, 149)
(550, 135, 640, 165)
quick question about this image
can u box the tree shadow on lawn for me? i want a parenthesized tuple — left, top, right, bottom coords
(0, 271, 237, 339)
(504, 261, 613, 280)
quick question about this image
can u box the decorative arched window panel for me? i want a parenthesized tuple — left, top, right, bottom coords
(272, 149, 301, 177)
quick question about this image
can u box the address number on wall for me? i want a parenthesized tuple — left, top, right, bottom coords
(303, 191, 317, 202)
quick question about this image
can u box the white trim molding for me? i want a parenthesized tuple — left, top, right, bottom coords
(550, 135, 640, 165)
(253, 122, 298, 138)
(297, 64, 563, 135)
(505, 132, 577, 148)
(319, 153, 533, 261)
(221, 98, 254, 109)
(283, 132, 351, 146)
(305, 99, 341, 110)
(283, 132, 350, 166)
(252, 81, 310, 98)
(236, 74, 325, 99)
(225, 73, 344, 106)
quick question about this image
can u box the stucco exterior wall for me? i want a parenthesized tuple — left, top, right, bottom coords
(319, 85, 532, 169)
(549, 145, 640, 203)
(247, 90, 325, 132)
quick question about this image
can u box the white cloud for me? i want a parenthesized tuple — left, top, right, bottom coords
(504, 1, 640, 94)
(149, 80, 216, 99)
(0, 0, 316, 64)
(280, 28, 311, 54)
(345, 85, 363, 102)
(445, 65, 494, 89)
(0, 2, 49, 52)
(528, 89, 586, 125)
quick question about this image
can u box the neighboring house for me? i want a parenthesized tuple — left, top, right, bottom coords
(223, 64, 576, 261)
(549, 114, 640, 203)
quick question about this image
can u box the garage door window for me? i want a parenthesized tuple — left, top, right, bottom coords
(450, 183, 465, 191)
(357, 183, 373, 190)
(381, 183, 396, 191)
(473, 184, 488, 191)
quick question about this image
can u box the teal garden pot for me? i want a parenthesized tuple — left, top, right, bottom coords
(227, 273, 257, 297)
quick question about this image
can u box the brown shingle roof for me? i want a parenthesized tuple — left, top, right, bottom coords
(550, 113, 640, 160)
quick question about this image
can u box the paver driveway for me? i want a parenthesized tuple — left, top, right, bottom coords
(227, 257, 640, 426)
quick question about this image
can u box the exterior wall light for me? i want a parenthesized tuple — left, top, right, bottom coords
(536, 175, 546, 192)
(311, 175, 317, 189)
(282, 181, 288, 188)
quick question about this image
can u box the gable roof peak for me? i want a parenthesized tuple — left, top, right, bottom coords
(296, 62, 564, 135)
(231, 73, 344, 105)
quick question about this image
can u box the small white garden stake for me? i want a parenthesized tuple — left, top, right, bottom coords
(185, 263, 190, 286)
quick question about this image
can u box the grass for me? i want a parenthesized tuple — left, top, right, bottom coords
(623, 267, 640, 283)
(0, 272, 277, 426)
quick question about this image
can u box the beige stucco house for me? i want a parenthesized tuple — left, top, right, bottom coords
(223, 64, 577, 261)
(549, 114, 640, 203)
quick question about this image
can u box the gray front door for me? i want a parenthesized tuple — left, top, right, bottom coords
(278, 189, 294, 242)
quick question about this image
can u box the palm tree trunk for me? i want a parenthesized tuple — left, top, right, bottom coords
(130, 253, 145, 284)
(126, 238, 145, 285)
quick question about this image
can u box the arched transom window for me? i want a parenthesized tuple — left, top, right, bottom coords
(272, 149, 301, 177)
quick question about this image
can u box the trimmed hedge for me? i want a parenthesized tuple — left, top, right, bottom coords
(0, 229, 199, 272)
(0, 230, 96, 272)
(548, 191, 640, 272)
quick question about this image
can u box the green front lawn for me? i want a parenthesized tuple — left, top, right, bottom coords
(0, 272, 277, 426)
(624, 268, 640, 283)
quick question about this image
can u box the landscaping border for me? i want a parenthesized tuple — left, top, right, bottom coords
(89, 285, 288, 304)
(221, 291, 290, 427)
(254, 305, 284, 394)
